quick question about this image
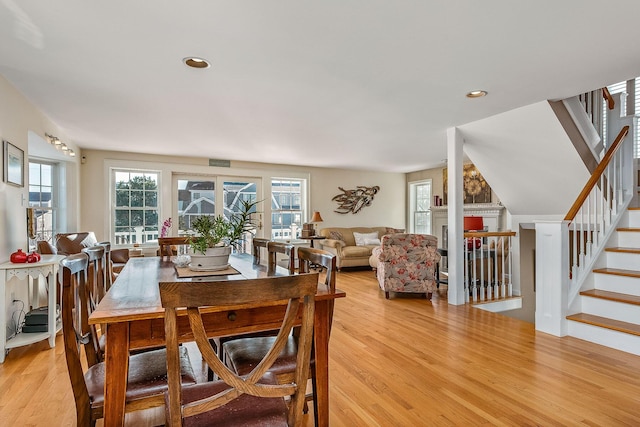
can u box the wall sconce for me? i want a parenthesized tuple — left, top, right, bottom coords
(45, 133, 76, 158)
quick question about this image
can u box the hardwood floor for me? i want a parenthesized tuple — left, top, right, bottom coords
(2, 269, 640, 426)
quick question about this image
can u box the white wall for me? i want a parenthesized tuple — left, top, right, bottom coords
(0, 75, 80, 336)
(79, 150, 406, 242)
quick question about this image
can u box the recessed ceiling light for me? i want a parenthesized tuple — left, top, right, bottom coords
(466, 90, 487, 98)
(183, 57, 210, 69)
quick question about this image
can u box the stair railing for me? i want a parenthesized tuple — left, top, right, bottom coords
(577, 87, 615, 142)
(463, 231, 517, 303)
(564, 125, 632, 294)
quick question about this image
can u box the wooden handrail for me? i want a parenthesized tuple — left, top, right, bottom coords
(463, 231, 517, 238)
(564, 125, 629, 221)
(603, 87, 615, 110)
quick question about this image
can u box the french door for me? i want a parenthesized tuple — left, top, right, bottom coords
(173, 175, 263, 253)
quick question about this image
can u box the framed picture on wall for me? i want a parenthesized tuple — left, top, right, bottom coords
(4, 140, 24, 187)
(443, 163, 491, 205)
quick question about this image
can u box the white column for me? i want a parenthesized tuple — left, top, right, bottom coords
(447, 127, 465, 305)
(534, 220, 569, 336)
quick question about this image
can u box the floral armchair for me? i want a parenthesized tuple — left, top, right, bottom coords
(372, 233, 441, 300)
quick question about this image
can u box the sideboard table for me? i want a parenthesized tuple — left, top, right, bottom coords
(0, 254, 66, 363)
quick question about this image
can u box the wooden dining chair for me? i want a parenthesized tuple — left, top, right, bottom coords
(207, 239, 293, 381)
(160, 273, 318, 426)
(60, 253, 197, 426)
(252, 237, 271, 265)
(267, 241, 296, 273)
(223, 247, 337, 426)
(158, 236, 191, 260)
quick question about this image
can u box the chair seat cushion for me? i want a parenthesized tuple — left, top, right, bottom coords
(85, 346, 196, 407)
(224, 336, 310, 377)
(170, 372, 288, 427)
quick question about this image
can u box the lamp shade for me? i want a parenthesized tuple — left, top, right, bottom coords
(463, 216, 484, 231)
(310, 211, 324, 223)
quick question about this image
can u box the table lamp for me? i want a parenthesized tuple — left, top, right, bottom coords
(463, 216, 483, 250)
(311, 211, 324, 234)
(463, 216, 484, 231)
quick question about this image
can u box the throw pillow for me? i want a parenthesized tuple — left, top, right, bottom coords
(353, 231, 379, 246)
(363, 237, 381, 245)
(328, 230, 344, 241)
(385, 227, 405, 234)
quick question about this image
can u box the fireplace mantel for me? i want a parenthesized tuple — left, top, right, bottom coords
(430, 203, 504, 219)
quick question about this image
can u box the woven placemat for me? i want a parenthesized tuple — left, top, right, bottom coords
(175, 265, 240, 278)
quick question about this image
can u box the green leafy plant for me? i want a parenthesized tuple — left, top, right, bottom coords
(189, 199, 261, 254)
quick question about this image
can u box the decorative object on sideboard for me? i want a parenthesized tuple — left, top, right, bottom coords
(332, 186, 380, 214)
(3, 140, 24, 187)
(442, 163, 491, 205)
(301, 223, 315, 238)
(10, 249, 28, 263)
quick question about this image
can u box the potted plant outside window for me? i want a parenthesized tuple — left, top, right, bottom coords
(188, 199, 261, 270)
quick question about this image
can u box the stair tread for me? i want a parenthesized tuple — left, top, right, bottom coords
(567, 313, 640, 336)
(616, 227, 640, 232)
(580, 289, 640, 305)
(605, 247, 640, 254)
(592, 267, 640, 278)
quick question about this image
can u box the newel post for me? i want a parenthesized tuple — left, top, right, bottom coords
(534, 220, 570, 336)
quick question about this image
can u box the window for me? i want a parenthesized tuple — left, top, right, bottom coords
(177, 179, 215, 233)
(28, 161, 56, 246)
(112, 169, 159, 245)
(271, 179, 305, 239)
(175, 176, 260, 253)
(606, 79, 640, 157)
(409, 180, 431, 234)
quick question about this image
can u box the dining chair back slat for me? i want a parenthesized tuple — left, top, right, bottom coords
(96, 241, 113, 291)
(267, 241, 296, 274)
(80, 246, 105, 365)
(158, 237, 191, 260)
(251, 237, 270, 265)
(160, 273, 318, 426)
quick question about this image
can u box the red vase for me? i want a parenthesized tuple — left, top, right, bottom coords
(27, 252, 39, 263)
(10, 249, 28, 263)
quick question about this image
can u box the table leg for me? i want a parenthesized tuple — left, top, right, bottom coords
(0, 273, 6, 363)
(47, 271, 56, 348)
(314, 300, 330, 427)
(103, 322, 130, 427)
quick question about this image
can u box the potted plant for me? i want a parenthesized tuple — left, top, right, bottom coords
(188, 199, 261, 270)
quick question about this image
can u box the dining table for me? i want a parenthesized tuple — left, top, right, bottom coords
(89, 253, 346, 427)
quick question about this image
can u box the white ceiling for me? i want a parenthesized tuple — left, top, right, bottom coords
(2, 1, 640, 173)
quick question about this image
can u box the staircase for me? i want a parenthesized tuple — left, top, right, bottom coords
(567, 207, 640, 356)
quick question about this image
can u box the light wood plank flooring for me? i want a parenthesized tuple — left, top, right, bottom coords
(2, 269, 640, 426)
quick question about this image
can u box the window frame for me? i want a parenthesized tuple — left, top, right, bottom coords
(408, 179, 432, 234)
(27, 160, 58, 248)
(110, 167, 161, 246)
(270, 178, 307, 240)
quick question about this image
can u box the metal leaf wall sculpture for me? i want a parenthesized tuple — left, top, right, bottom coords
(332, 186, 380, 214)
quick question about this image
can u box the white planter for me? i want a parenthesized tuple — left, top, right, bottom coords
(190, 246, 231, 270)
